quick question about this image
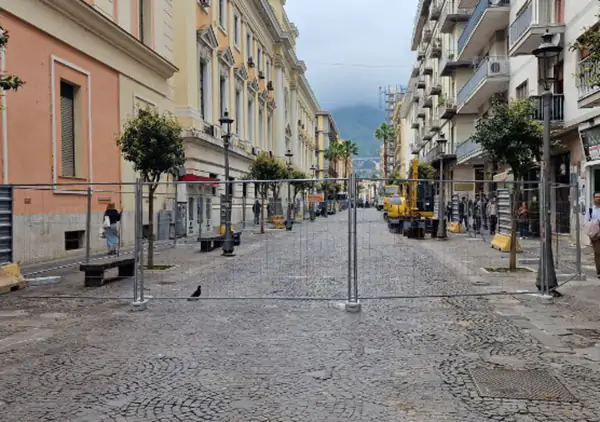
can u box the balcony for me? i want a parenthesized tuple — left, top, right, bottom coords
(423, 27, 433, 43)
(430, 38, 442, 58)
(417, 46, 426, 60)
(577, 56, 600, 109)
(423, 95, 433, 109)
(440, 49, 473, 77)
(457, 56, 510, 114)
(430, 118, 441, 133)
(457, 0, 510, 61)
(439, 96, 458, 119)
(417, 107, 426, 118)
(423, 128, 433, 141)
(411, 63, 420, 77)
(423, 63, 433, 75)
(440, 0, 471, 33)
(411, 140, 424, 155)
(417, 78, 427, 89)
(428, 82, 442, 96)
(430, 0, 442, 20)
(424, 145, 440, 163)
(411, 121, 420, 129)
(413, 90, 421, 102)
(456, 139, 486, 164)
(457, 0, 479, 8)
(530, 94, 564, 123)
(509, 0, 565, 57)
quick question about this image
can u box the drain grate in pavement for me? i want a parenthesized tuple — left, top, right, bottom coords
(469, 368, 576, 402)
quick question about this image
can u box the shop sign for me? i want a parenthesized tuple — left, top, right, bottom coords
(581, 126, 600, 162)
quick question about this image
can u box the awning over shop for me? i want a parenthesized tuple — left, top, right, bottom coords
(178, 174, 220, 187)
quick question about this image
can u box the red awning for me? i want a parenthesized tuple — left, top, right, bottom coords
(179, 174, 220, 186)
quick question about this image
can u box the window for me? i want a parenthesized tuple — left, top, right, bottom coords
(259, 109, 264, 148)
(554, 60, 564, 94)
(246, 32, 253, 61)
(235, 88, 242, 135)
(248, 99, 254, 142)
(516, 81, 528, 99)
(199, 61, 207, 118)
(219, 0, 226, 30)
(227, 177, 234, 197)
(60, 81, 77, 178)
(257, 48, 263, 71)
(139, 0, 151, 45)
(266, 58, 271, 81)
(267, 112, 273, 151)
(209, 172, 218, 196)
(219, 76, 227, 118)
(65, 230, 84, 251)
(233, 13, 241, 48)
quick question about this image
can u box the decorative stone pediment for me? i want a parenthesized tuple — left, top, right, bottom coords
(218, 47, 235, 68)
(248, 78, 259, 93)
(235, 65, 248, 81)
(197, 26, 219, 50)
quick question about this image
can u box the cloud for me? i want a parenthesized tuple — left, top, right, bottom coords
(285, 0, 417, 110)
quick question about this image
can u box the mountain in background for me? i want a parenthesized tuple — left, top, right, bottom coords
(331, 105, 385, 158)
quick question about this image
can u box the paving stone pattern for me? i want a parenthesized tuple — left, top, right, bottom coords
(0, 210, 600, 421)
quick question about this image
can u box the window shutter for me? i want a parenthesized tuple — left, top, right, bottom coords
(60, 82, 75, 177)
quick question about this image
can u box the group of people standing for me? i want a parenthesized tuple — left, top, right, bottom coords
(454, 194, 498, 236)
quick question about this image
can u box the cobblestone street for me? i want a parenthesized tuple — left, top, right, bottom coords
(2, 209, 600, 421)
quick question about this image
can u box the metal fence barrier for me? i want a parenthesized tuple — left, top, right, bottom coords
(3, 175, 587, 309)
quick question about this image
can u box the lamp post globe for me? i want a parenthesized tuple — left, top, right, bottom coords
(285, 149, 294, 230)
(219, 110, 236, 257)
(533, 31, 562, 296)
(436, 133, 448, 240)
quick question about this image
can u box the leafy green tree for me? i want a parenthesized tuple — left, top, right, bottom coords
(117, 107, 185, 268)
(570, 3, 600, 88)
(0, 27, 24, 93)
(289, 170, 311, 201)
(469, 94, 542, 270)
(374, 123, 395, 178)
(324, 141, 342, 177)
(246, 152, 288, 233)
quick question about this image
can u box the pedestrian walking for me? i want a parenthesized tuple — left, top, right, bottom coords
(587, 192, 600, 278)
(473, 195, 482, 234)
(458, 197, 468, 229)
(103, 203, 122, 255)
(252, 199, 261, 225)
(487, 196, 498, 235)
(481, 195, 489, 230)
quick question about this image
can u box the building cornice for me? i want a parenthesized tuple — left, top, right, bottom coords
(39, 0, 178, 78)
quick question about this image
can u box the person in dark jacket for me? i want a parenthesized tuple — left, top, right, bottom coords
(252, 199, 261, 225)
(103, 203, 122, 255)
(458, 197, 468, 229)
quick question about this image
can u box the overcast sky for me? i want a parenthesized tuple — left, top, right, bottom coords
(285, 0, 417, 111)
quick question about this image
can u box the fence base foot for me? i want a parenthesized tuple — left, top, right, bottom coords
(345, 301, 361, 313)
(131, 298, 149, 311)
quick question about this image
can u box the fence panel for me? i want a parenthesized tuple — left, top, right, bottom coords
(137, 178, 352, 301)
(354, 177, 583, 300)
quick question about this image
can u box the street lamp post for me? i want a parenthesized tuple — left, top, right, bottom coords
(310, 164, 316, 221)
(285, 149, 294, 231)
(533, 31, 561, 296)
(219, 110, 235, 257)
(436, 133, 448, 240)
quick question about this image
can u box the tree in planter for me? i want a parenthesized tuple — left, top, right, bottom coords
(289, 170, 311, 218)
(469, 94, 542, 271)
(570, 2, 600, 88)
(0, 27, 24, 93)
(117, 107, 185, 268)
(246, 152, 288, 234)
(374, 123, 395, 178)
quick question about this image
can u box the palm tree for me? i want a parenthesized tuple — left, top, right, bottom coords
(337, 139, 359, 191)
(374, 123, 395, 178)
(323, 141, 342, 176)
